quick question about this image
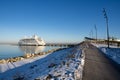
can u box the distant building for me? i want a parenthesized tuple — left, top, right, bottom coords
(116, 39, 120, 42)
(84, 37, 96, 41)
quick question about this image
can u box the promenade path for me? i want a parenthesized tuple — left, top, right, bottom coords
(82, 42, 120, 80)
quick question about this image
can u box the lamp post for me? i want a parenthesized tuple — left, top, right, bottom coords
(95, 24, 97, 43)
(103, 8, 109, 48)
(91, 30, 93, 39)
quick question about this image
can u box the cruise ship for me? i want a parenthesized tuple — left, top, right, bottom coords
(18, 35, 46, 46)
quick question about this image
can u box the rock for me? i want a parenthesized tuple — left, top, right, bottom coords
(48, 63, 57, 68)
(31, 54, 35, 57)
(0, 59, 6, 64)
(46, 74, 53, 80)
(24, 53, 31, 58)
(34, 78, 41, 80)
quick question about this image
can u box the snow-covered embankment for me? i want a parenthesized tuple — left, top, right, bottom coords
(0, 45, 85, 80)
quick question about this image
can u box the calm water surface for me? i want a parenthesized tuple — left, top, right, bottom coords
(0, 45, 64, 59)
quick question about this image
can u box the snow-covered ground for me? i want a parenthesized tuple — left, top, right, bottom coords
(93, 43, 120, 64)
(0, 45, 85, 80)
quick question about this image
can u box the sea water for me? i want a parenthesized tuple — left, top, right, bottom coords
(0, 45, 64, 59)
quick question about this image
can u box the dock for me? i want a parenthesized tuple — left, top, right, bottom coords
(82, 42, 120, 80)
(45, 43, 76, 47)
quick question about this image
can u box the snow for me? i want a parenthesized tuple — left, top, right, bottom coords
(93, 43, 120, 64)
(0, 45, 85, 80)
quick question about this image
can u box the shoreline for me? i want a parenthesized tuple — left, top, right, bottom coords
(0, 48, 66, 64)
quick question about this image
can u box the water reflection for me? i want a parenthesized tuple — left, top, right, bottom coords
(0, 45, 63, 59)
(19, 46, 45, 54)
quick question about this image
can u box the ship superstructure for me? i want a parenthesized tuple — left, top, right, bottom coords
(18, 35, 45, 46)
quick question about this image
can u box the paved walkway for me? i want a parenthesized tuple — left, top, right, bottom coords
(82, 43, 120, 80)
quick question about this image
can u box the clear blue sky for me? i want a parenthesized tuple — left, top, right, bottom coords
(0, 0, 120, 43)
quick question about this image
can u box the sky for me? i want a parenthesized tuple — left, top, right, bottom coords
(0, 0, 120, 43)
